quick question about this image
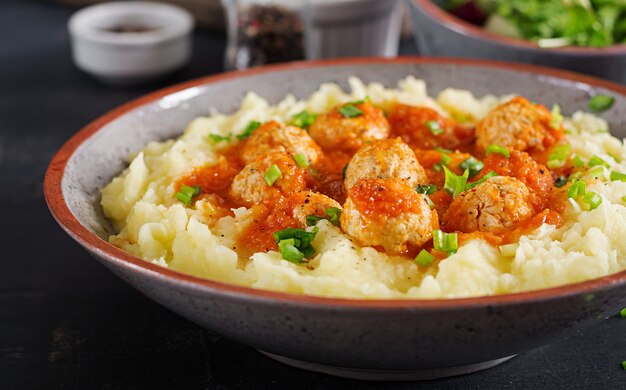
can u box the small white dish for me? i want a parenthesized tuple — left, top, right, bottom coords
(69, 1, 194, 85)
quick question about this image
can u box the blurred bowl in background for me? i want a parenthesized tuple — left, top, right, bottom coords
(407, 0, 626, 85)
(69, 1, 194, 85)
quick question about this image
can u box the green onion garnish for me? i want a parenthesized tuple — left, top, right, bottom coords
(568, 179, 586, 200)
(435, 147, 452, 154)
(433, 230, 458, 255)
(342, 163, 349, 179)
(264, 164, 282, 186)
(292, 153, 309, 168)
(306, 208, 342, 227)
(465, 170, 499, 191)
(175, 185, 201, 206)
(339, 104, 363, 118)
(621, 361, 626, 370)
(415, 249, 436, 266)
(443, 166, 469, 198)
(423, 194, 435, 209)
(555, 176, 568, 188)
(274, 227, 319, 264)
(588, 95, 615, 112)
(237, 121, 261, 140)
(572, 155, 585, 168)
(499, 243, 519, 257)
(291, 110, 317, 128)
(208, 134, 231, 143)
(547, 144, 571, 169)
(581, 191, 602, 211)
(426, 120, 444, 135)
(325, 207, 342, 225)
(610, 171, 626, 182)
(460, 156, 484, 178)
(588, 155, 610, 168)
(486, 144, 510, 158)
(415, 184, 438, 195)
(549, 104, 563, 129)
(619, 308, 626, 318)
(433, 154, 453, 172)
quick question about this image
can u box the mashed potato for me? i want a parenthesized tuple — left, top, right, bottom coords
(101, 77, 626, 299)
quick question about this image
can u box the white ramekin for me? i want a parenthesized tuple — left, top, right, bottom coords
(69, 1, 194, 85)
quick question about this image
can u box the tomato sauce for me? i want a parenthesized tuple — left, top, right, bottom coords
(349, 178, 423, 220)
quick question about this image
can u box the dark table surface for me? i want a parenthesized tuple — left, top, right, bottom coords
(2, 1, 625, 388)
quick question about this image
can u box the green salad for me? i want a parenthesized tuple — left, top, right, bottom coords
(443, 0, 626, 48)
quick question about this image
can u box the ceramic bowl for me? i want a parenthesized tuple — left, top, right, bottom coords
(408, 0, 626, 85)
(68, 1, 194, 85)
(44, 58, 626, 381)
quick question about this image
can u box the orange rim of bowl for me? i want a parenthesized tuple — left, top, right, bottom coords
(44, 57, 626, 309)
(414, 0, 626, 55)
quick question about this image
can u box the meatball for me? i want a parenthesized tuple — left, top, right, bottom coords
(308, 101, 390, 153)
(288, 191, 342, 226)
(344, 138, 428, 190)
(341, 178, 439, 254)
(476, 97, 562, 153)
(388, 104, 461, 150)
(230, 152, 309, 206)
(242, 120, 322, 165)
(443, 176, 538, 234)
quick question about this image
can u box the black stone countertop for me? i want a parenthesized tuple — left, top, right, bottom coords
(1, 1, 624, 388)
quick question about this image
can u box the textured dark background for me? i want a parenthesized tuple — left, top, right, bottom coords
(1, 1, 625, 388)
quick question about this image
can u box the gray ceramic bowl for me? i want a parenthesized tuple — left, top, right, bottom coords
(408, 0, 626, 85)
(44, 58, 626, 381)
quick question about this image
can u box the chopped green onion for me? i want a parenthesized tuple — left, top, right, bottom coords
(306, 215, 324, 227)
(415, 184, 438, 195)
(443, 166, 469, 198)
(465, 171, 499, 191)
(555, 176, 568, 188)
(291, 110, 317, 128)
(585, 166, 604, 179)
(610, 171, 626, 182)
(435, 147, 452, 154)
(588, 95, 615, 112)
(338, 104, 363, 118)
(325, 207, 342, 225)
(433, 230, 458, 255)
(208, 133, 231, 143)
(620, 308, 626, 318)
(237, 121, 261, 140)
(277, 238, 306, 263)
(415, 250, 436, 266)
(426, 120, 444, 135)
(581, 191, 602, 211)
(485, 144, 510, 158)
(460, 156, 484, 178)
(568, 179, 586, 200)
(547, 144, 571, 169)
(499, 243, 519, 258)
(588, 155, 610, 168)
(622, 361, 626, 370)
(433, 154, 453, 172)
(342, 163, 349, 179)
(264, 164, 282, 186)
(274, 227, 319, 264)
(175, 185, 201, 206)
(292, 153, 309, 168)
(549, 104, 563, 129)
(572, 155, 585, 168)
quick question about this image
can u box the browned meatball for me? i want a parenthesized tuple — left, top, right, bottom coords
(476, 97, 561, 153)
(340, 178, 439, 255)
(308, 101, 390, 153)
(344, 138, 428, 190)
(230, 152, 309, 206)
(443, 176, 538, 234)
(242, 121, 322, 165)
